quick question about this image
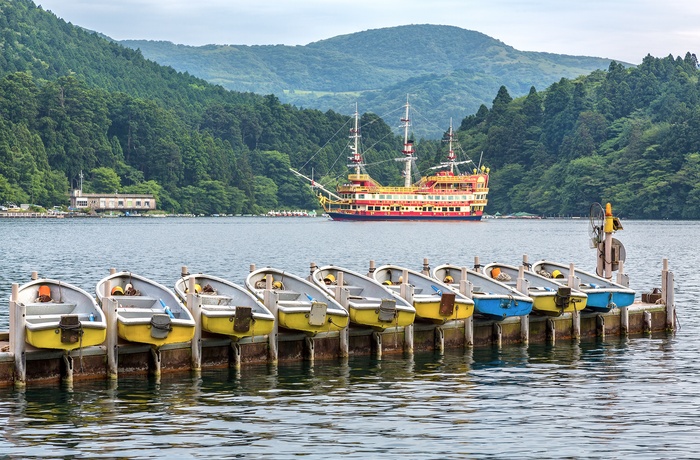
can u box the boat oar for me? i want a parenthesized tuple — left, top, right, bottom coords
(159, 298, 175, 319)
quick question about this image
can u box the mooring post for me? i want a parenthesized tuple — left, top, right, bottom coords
(473, 256, 481, 273)
(249, 264, 256, 273)
(367, 260, 376, 277)
(460, 267, 473, 347)
(187, 275, 202, 371)
(335, 271, 349, 358)
(110, 267, 116, 275)
(400, 270, 414, 354)
(568, 263, 580, 339)
(522, 254, 530, 270)
(264, 275, 278, 363)
(662, 258, 675, 331)
(373, 331, 383, 358)
(31, 271, 38, 280)
(305, 336, 315, 362)
(150, 348, 162, 379)
(308, 262, 317, 282)
(516, 266, 530, 345)
(422, 258, 430, 276)
(435, 326, 445, 354)
(9, 283, 26, 387)
(63, 354, 74, 384)
(620, 305, 629, 335)
(103, 280, 118, 379)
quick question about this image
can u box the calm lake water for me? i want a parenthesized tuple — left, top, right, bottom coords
(0, 217, 698, 458)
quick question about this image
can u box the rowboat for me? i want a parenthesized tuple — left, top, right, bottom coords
(531, 260, 635, 312)
(174, 273, 275, 338)
(15, 278, 106, 350)
(311, 265, 416, 329)
(245, 267, 350, 334)
(432, 264, 533, 319)
(96, 271, 195, 346)
(372, 264, 474, 323)
(482, 263, 587, 316)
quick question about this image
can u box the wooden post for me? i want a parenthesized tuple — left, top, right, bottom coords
(335, 271, 349, 358)
(422, 258, 430, 276)
(662, 258, 675, 331)
(435, 326, 445, 354)
(400, 271, 414, 354)
(372, 332, 382, 358)
(643, 311, 652, 333)
(522, 254, 529, 269)
(103, 280, 118, 379)
(187, 275, 202, 371)
(546, 318, 556, 345)
(249, 264, 256, 273)
(460, 267, 473, 347)
(620, 306, 629, 335)
(31, 271, 38, 280)
(516, 265, 530, 345)
(9, 283, 26, 387)
(568, 263, 580, 339)
(264, 275, 278, 363)
(367, 260, 376, 277)
(493, 322, 502, 348)
(473, 256, 481, 273)
(308, 262, 317, 281)
(596, 314, 606, 338)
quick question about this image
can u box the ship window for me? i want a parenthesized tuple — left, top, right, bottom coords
(449, 207, 454, 212)
(442, 207, 448, 211)
(379, 195, 385, 199)
(358, 194, 365, 199)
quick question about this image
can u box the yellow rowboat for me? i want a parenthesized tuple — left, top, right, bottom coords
(15, 279, 106, 351)
(372, 265, 474, 323)
(174, 273, 275, 339)
(245, 267, 349, 335)
(482, 263, 588, 316)
(96, 271, 195, 347)
(311, 265, 416, 330)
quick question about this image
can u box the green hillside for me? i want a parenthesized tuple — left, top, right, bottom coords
(121, 25, 619, 138)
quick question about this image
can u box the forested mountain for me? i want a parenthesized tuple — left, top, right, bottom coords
(1, 0, 699, 219)
(121, 25, 618, 138)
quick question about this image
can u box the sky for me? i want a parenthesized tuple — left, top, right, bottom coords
(35, 0, 700, 64)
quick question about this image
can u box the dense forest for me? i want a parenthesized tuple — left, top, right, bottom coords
(122, 25, 617, 138)
(0, 0, 699, 218)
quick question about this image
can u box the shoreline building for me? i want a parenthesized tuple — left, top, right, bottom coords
(70, 189, 156, 213)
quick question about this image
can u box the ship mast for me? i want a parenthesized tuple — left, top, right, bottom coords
(446, 118, 456, 174)
(348, 103, 363, 175)
(399, 95, 415, 187)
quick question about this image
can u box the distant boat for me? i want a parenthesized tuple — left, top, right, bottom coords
(372, 264, 474, 323)
(96, 271, 195, 346)
(245, 267, 349, 334)
(311, 265, 416, 329)
(432, 264, 533, 319)
(15, 278, 106, 350)
(174, 273, 275, 339)
(482, 263, 587, 316)
(291, 98, 489, 221)
(531, 260, 635, 312)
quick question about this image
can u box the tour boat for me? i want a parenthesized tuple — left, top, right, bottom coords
(482, 263, 588, 316)
(174, 273, 275, 339)
(245, 267, 349, 334)
(291, 98, 489, 221)
(432, 264, 533, 319)
(16, 278, 106, 351)
(372, 264, 474, 323)
(311, 265, 416, 329)
(96, 271, 195, 347)
(531, 260, 635, 312)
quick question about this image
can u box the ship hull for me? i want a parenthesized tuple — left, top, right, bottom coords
(328, 212, 482, 222)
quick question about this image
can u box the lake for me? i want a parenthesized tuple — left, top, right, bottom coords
(0, 216, 697, 458)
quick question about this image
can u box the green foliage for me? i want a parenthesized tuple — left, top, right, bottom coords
(456, 52, 700, 218)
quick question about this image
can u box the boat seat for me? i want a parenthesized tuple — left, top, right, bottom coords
(24, 302, 77, 316)
(345, 286, 364, 296)
(278, 300, 312, 308)
(116, 297, 159, 308)
(275, 291, 302, 301)
(200, 294, 233, 306)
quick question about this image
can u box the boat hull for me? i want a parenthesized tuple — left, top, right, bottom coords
(473, 297, 533, 319)
(201, 314, 274, 338)
(278, 310, 349, 334)
(26, 325, 106, 351)
(585, 291, 635, 312)
(349, 306, 415, 329)
(413, 299, 474, 323)
(328, 212, 482, 222)
(530, 293, 588, 316)
(117, 321, 195, 347)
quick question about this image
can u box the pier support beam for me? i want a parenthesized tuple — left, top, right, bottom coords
(263, 275, 279, 364)
(400, 271, 414, 354)
(520, 315, 529, 345)
(596, 315, 606, 339)
(643, 311, 652, 333)
(435, 327, 445, 354)
(372, 331, 382, 358)
(459, 267, 473, 347)
(546, 318, 556, 345)
(305, 336, 315, 362)
(572, 310, 581, 340)
(9, 283, 26, 388)
(62, 354, 74, 383)
(231, 342, 242, 369)
(150, 348, 162, 379)
(493, 322, 502, 348)
(620, 306, 629, 335)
